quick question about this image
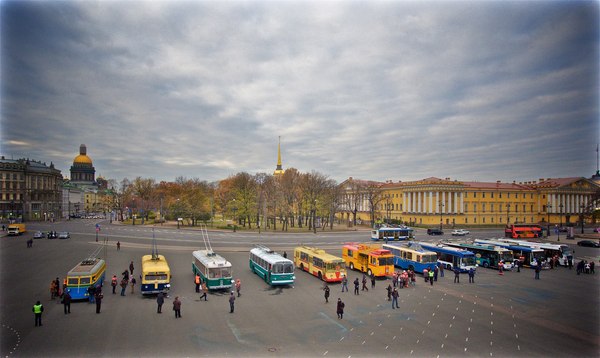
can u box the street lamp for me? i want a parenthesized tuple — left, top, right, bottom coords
(546, 204, 552, 237)
(232, 199, 237, 232)
(439, 201, 444, 230)
(558, 203, 564, 242)
(506, 203, 510, 225)
(580, 204, 585, 234)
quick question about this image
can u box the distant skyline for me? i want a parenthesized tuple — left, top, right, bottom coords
(1, 1, 598, 184)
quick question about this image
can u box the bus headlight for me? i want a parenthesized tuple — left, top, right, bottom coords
(165, 284, 171, 288)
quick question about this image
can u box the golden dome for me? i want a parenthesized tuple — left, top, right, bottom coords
(73, 154, 92, 165)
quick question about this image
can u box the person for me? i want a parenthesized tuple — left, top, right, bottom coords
(336, 298, 345, 319)
(129, 261, 134, 275)
(54, 277, 61, 300)
(468, 268, 475, 283)
(62, 289, 72, 314)
(428, 269, 434, 286)
(439, 263, 444, 278)
(33, 301, 43, 327)
(111, 275, 118, 294)
(120, 278, 127, 296)
(200, 282, 208, 301)
(534, 263, 541, 280)
(498, 261, 504, 275)
(370, 274, 376, 289)
(323, 284, 330, 303)
(130, 277, 136, 293)
(391, 288, 399, 309)
(386, 284, 392, 301)
(95, 287, 103, 313)
(283, 251, 287, 259)
(116, 241, 120, 250)
(423, 268, 429, 283)
(195, 274, 201, 293)
(88, 285, 96, 303)
(567, 258, 573, 270)
(410, 270, 416, 286)
(50, 280, 57, 300)
(157, 292, 165, 313)
(433, 266, 438, 281)
(229, 291, 235, 313)
(590, 261, 595, 274)
(173, 296, 182, 318)
(392, 272, 398, 288)
(235, 279, 241, 297)
(361, 274, 368, 291)
(27, 238, 33, 248)
(454, 267, 460, 283)
(353, 278, 360, 295)
(515, 259, 521, 273)
(341, 275, 348, 292)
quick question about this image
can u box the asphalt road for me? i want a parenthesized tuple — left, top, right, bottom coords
(1, 220, 598, 357)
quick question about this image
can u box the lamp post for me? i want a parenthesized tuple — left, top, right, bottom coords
(546, 204, 552, 237)
(506, 203, 510, 225)
(439, 201, 444, 230)
(232, 199, 237, 232)
(313, 199, 317, 234)
(580, 204, 585, 234)
(558, 203, 563, 242)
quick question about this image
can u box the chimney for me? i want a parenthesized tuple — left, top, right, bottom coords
(539, 178, 544, 183)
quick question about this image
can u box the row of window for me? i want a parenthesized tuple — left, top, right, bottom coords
(383, 203, 536, 213)
(385, 192, 536, 199)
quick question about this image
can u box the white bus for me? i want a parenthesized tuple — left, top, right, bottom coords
(192, 250, 233, 290)
(497, 239, 573, 266)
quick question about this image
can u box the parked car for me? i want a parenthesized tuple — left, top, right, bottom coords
(58, 232, 70, 239)
(47, 231, 58, 239)
(427, 228, 444, 235)
(451, 229, 470, 236)
(577, 240, 599, 248)
(33, 231, 45, 239)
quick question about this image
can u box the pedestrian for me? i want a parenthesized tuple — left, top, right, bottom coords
(386, 284, 392, 301)
(433, 266, 438, 281)
(353, 278, 360, 295)
(439, 263, 444, 278)
(534, 263, 541, 280)
(116, 241, 120, 250)
(62, 289, 72, 314)
(429, 269, 434, 286)
(283, 251, 287, 259)
(33, 301, 43, 327)
(590, 261, 595, 274)
(323, 283, 330, 303)
(336, 298, 345, 319)
(120, 278, 127, 296)
(200, 282, 208, 301)
(341, 275, 348, 292)
(54, 277, 61, 300)
(88, 285, 96, 303)
(111, 275, 118, 294)
(468, 268, 475, 283)
(27, 238, 33, 248)
(50, 280, 57, 300)
(361, 274, 368, 292)
(195, 274, 201, 293)
(568, 258, 573, 270)
(410, 270, 416, 286)
(173, 296, 182, 318)
(515, 259, 521, 273)
(130, 277, 136, 293)
(95, 287, 103, 314)
(157, 292, 165, 313)
(129, 261, 134, 275)
(229, 291, 235, 313)
(391, 288, 399, 309)
(235, 279, 241, 297)
(370, 274, 376, 289)
(392, 272, 398, 288)
(498, 262, 504, 275)
(423, 268, 429, 283)
(453, 267, 460, 283)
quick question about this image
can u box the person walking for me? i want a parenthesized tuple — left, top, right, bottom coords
(370, 274, 376, 289)
(391, 288, 399, 309)
(468, 268, 475, 283)
(88, 285, 96, 303)
(423, 268, 429, 283)
(428, 269, 434, 286)
(62, 289, 72, 314)
(229, 291, 235, 313)
(111, 275, 118, 294)
(386, 284, 392, 301)
(323, 284, 330, 303)
(33, 301, 44, 326)
(235, 279, 241, 297)
(116, 241, 120, 250)
(95, 287, 103, 313)
(515, 259, 521, 273)
(50, 280, 57, 300)
(157, 292, 165, 313)
(353, 278, 360, 295)
(439, 263, 444, 278)
(453, 267, 460, 283)
(283, 251, 287, 259)
(130, 277, 136, 293)
(341, 275, 348, 292)
(534, 264, 541, 280)
(200, 282, 208, 301)
(195, 274, 201, 293)
(433, 266, 438, 281)
(336, 298, 345, 319)
(361, 274, 368, 292)
(129, 261, 134, 275)
(120, 278, 127, 296)
(27, 238, 33, 248)
(173, 296, 182, 318)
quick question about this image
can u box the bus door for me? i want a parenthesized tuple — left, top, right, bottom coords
(454, 256, 460, 269)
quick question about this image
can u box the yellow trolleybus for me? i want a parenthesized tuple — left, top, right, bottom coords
(294, 246, 347, 282)
(342, 243, 394, 277)
(141, 254, 171, 295)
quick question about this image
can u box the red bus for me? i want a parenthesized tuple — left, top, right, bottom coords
(504, 224, 542, 239)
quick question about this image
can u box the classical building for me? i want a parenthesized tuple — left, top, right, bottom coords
(70, 144, 96, 187)
(339, 176, 600, 228)
(62, 181, 84, 219)
(0, 156, 63, 221)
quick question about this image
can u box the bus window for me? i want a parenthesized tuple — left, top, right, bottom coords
(347, 250, 353, 258)
(284, 263, 294, 273)
(80, 277, 91, 285)
(145, 274, 168, 281)
(209, 268, 222, 278)
(221, 267, 231, 278)
(68, 277, 79, 285)
(272, 263, 283, 274)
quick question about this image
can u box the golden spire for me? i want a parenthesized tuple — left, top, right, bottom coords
(274, 136, 285, 176)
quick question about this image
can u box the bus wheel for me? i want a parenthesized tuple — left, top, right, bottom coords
(367, 269, 372, 277)
(446, 264, 452, 270)
(408, 265, 414, 272)
(483, 262, 489, 268)
(350, 263, 355, 270)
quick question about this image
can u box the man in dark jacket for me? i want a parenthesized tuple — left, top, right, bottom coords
(173, 296, 182, 318)
(62, 290, 72, 314)
(157, 292, 165, 313)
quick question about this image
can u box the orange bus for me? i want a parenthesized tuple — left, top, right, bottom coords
(505, 224, 542, 239)
(294, 246, 347, 282)
(342, 243, 394, 277)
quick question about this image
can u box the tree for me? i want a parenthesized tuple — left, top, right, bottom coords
(363, 181, 385, 226)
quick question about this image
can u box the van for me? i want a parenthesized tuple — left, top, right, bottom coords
(8, 223, 27, 236)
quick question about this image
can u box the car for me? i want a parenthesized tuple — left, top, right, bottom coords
(58, 232, 70, 239)
(47, 231, 58, 239)
(577, 240, 599, 248)
(33, 231, 45, 239)
(427, 228, 444, 235)
(451, 229, 470, 236)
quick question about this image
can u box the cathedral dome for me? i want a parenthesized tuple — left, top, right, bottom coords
(73, 144, 92, 165)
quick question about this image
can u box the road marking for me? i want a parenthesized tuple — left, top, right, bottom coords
(385, 346, 389, 350)
(323, 351, 328, 355)
(319, 312, 347, 332)
(362, 341, 366, 345)
(339, 337, 345, 342)
(466, 337, 469, 342)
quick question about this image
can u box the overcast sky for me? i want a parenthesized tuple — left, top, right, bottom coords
(1, 1, 598, 185)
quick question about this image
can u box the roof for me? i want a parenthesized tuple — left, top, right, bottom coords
(73, 154, 93, 165)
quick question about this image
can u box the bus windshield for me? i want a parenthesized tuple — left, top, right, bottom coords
(326, 261, 345, 271)
(273, 262, 294, 274)
(422, 254, 437, 263)
(501, 252, 514, 262)
(462, 256, 477, 266)
(209, 267, 223, 278)
(378, 257, 393, 266)
(145, 274, 168, 281)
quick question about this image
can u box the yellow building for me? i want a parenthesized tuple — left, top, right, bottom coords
(339, 176, 599, 228)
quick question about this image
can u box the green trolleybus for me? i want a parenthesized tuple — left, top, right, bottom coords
(249, 245, 295, 286)
(192, 249, 233, 290)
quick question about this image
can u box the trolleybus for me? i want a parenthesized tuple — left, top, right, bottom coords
(294, 246, 347, 282)
(416, 241, 477, 272)
(192, 250, 233, 290)
(474, 239, 545, 267)
(505, 224, 543, 239)
(371, 226, 414, 241)
(496, 239, 573, 266)
(382, 243, 438, 274)
(250, 245, 295, 286)
(342, 243, 394, 277)
(443, 242, 514, 270)
(66, 257, 106, 300)
(141, 254, 171, 294)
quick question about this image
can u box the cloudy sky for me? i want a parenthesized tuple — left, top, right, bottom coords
(1, 1, 598, 185)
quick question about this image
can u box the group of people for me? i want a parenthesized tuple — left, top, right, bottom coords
(576, 260, 595, 275)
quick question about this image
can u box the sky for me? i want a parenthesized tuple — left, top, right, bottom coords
(1, 1, 598, 185)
